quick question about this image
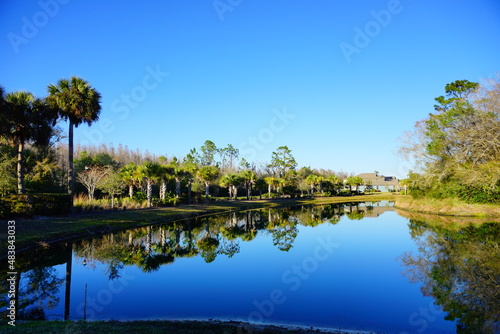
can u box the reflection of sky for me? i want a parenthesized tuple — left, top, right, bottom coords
(19, 209, 456, 334)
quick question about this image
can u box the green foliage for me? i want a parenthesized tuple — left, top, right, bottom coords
(268, 146, 297, 178)
(198, 165, 220, 182)
(199, 140, 217, 166)
(402, 220, 500, 333)
(402, 78, 500, 204)
(346, 210, 365, 220)
(47, 77, 102, 127)
(0, 193, 71, 217)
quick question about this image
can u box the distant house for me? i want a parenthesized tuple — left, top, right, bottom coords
(356, 173, 399, 191)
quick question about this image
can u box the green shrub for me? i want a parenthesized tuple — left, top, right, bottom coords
(0, 193, 71, 218)
(409, 181, 500, 204)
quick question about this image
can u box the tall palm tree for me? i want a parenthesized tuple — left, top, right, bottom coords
(47, 77, 101, 203)
(264, 177, 276, 199)
(239, 169, 256, 200)
(139, 161, 163, 207)
(3, 91, 55, 194)
(0, 85, 6, 112)
(120, 162, 140, 199)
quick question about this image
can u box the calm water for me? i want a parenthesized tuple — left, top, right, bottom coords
(3, 201, 499, 333)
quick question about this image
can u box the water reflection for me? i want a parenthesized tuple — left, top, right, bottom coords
(400, 217, 500, 334)
(1, 201, 498, 333)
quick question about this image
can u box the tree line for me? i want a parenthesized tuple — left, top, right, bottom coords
(1, 77, 367, 212)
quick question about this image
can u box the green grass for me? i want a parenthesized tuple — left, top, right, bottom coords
(1, 194, 394, 253)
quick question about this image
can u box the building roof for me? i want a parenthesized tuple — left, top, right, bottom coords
(356, 173, 399, 186)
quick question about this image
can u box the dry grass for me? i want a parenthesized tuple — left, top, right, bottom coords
(73, 194, 149, 211)
(394, 195, 500, 217)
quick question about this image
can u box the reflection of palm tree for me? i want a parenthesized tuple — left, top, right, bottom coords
(124, 245, 174, 273)
(64, 243, 72, 320)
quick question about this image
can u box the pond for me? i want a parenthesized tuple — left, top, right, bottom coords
(2, 201, 499, 333)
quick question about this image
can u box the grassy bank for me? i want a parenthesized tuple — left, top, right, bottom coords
(394, 195, 500, 217)
(0, 319, 372, 334)
(1, 194, 393, 254)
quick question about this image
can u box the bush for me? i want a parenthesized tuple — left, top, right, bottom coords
(0, 193, 71, 218)
(409, 181, 500, 204)
(457, 186, 500, 204)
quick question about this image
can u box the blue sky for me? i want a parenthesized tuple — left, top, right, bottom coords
(1, 0, 499, 178)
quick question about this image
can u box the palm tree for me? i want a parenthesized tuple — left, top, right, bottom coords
(197, 165, 220, 201)
(220, 173, 243, 200)
(239, 169, 256, 200)
(158, 164, 173, 202)
(120, 163, 140, 199)
(305, 174, 319, 196)
(139, 161, 163, 207)
(0, 85, 6, 113)
(264, 177, 276, 199)
(3, 91, 55, 194)
(47, 77, 101, 203)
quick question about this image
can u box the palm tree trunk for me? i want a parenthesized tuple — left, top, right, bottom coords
(175, 178, 181, 198)
(17, 141, 25, 194)
(68, 120, 75, 206)
(205, 182, 210, 201)
(128, 184, 134, 199)
(268, 184, 271, 198)
(147, 180, 152, 207)
(160, 181, 166, 201)
(64, 244, 73, 320)
(187, 179, 192, 204)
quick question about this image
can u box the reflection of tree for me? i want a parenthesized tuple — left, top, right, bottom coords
(219, 239, 240, 258)
(64, 245, 72, 320)
(271, 225, 298, 252)
(401, 220, 500, 334)
(197, 237, 219, 263)
(267, 209, 298, 252)
(14, 266, 64, 320)
(196, 218, 220, 263)
(345, 203, 365, 220)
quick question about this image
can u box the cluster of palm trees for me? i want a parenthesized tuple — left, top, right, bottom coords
(99, 157, 360, 209)
(0, 77, 101, 204)
(113, 159, 258, 207)
(1, 77, 369, 209)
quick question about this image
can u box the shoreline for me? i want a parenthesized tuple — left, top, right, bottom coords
(1, 194, 394, 256)
(393, 195, 500, 218)
(1, 319, 382, 334)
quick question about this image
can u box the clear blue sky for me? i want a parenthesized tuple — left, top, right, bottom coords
(1, 0, 499, 178)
